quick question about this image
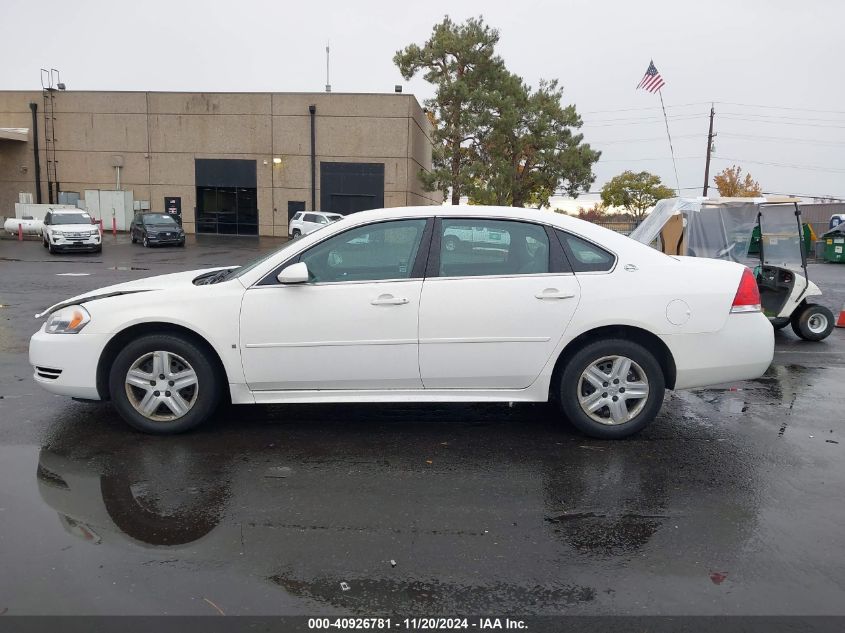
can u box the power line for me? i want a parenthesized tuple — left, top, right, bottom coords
(716, 101, 845, 116)
(719, 111, 845, 124)
(583, 114, 705, 127)
(594, 133, 701, 145)
(581, 102, 709, 115)
(713, 156, 845, 174)
(718, 133, 845, 147)
(717, 116, 845, 129)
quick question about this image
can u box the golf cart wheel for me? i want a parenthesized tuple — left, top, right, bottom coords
(771, 317, 790, 331)
(791, 303, 834, 342)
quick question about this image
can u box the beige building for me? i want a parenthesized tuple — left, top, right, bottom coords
(0, 90, 437, 236)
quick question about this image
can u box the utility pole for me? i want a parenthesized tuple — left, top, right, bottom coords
(702, 103, 716, 196)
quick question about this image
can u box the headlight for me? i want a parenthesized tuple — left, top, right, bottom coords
(46, 306, 91, 334)
(52, 231, 65, 237)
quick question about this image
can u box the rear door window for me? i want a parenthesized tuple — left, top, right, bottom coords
(438, 219, 550, 277)
(556, 230, 615, 272)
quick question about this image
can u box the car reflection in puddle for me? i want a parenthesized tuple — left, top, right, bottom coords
(35, 404, 766, 614)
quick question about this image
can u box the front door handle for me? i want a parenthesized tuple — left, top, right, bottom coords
(371, 294, 409, 306)
(535, 288, 575, 300)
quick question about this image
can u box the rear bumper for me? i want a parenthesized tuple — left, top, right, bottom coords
(661, 312, 774, 390)
(29, 326, 108, 400)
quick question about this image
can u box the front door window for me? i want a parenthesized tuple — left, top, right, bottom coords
(300, 219, 427, 283)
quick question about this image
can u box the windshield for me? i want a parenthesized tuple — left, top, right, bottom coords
(52, 213, 91, 225)
(226, 238, 302, 280)
(759, 204, 803, 269)
(143, 214, 177, 225)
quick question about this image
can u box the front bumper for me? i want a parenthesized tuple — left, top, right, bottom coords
(662, 311, 774, 390)
(50, 233, 101, 252)
(145, 234, 185, 245)
(29, 325, 109, 400)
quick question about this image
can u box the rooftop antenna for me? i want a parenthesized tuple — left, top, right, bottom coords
(325, 41, 331, 93)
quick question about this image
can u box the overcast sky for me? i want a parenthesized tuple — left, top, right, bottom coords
(4, 0, 844, 204)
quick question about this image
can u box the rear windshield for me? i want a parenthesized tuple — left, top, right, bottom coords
(52, 213, 91, 225)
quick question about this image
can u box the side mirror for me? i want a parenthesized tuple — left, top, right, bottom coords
(277, 262, 309, 284)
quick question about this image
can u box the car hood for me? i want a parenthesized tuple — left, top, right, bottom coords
(145, 224, 183, 230)
(35, 267, 233, 318)
(51, 223, 97, 231)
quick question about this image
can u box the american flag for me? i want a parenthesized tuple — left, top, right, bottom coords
(636, 60, 666, 93)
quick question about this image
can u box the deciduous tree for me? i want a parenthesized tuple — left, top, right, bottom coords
(600, 171, 674, 221)
(713, 165, 762, 197)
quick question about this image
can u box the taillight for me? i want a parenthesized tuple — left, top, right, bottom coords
(731, 268, 761, 313)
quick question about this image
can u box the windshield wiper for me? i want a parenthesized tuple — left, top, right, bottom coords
(205, 267, 239, 284)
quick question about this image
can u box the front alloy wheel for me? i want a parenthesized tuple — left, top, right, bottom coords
(124, 351, 199, 422)
(109, 333, 222, 434)
(559, 339, 665, 439)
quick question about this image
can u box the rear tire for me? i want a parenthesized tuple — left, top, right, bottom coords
(291, 229, 301, 238)
(791, 303, 834, 341)
(108, 333, 222, 434)
(558, 339, 665, 439)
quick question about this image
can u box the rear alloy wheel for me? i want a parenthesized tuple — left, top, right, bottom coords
(559, 339, 665, 439)
(291, 229, 301, 238)
(109, 334, 222, 434)
(791, 303, 834, 342)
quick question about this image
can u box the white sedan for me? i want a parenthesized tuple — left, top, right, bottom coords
(29, 206, 774, 438)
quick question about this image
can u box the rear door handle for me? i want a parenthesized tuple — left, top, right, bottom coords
(535, 288, 575, 300)
(371, 294, 409, 306)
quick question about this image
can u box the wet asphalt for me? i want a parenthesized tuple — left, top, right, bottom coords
(1, 233, 844, 617)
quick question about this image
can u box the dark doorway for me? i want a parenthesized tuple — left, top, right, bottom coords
(195, 159, 258, 235)
(320, 162, 384, 215)
(288, 200, 306, 223)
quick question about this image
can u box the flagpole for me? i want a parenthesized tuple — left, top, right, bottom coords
(657, 89, 681, 196)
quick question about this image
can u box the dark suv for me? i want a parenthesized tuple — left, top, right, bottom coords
(130, 213, 186, 248)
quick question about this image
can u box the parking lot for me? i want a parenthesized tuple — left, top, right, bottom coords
(1, 233, 844, 617)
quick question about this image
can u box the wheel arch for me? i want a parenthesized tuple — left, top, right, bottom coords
(549, 324, 677, 396)
(96, 322, 229, 401)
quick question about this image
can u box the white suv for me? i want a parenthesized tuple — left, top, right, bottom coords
(289, 211, 343, 238)
(42, 210, 102, 254)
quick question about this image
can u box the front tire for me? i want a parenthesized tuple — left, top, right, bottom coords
(142, 236, 149, 248)
(47, 241, 56, 254)
(791, 303, 834, 341)
(108, 333, 222, 434)
(558, 339, 665, 439)
(291, 229, 301, 239)
(131, 233, 137, 244)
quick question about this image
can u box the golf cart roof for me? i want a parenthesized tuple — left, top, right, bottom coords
(629, 196, 804, 266)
